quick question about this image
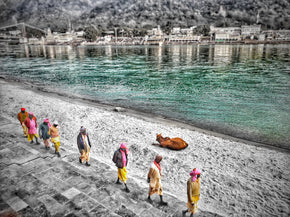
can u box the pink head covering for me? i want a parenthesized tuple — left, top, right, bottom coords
(43, 118, 51, 127)
(28, 112, 33, 115)
(120, 142, 129, 154)
(190, 168, 201, 182)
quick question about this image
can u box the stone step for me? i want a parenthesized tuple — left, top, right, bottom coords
(0, 117, 220, 217)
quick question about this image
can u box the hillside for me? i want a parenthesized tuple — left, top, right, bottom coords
(0, 0, 289, 32)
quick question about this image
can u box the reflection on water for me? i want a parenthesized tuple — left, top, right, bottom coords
(0, 44, 289, 148)
(3, 43, 289, 65)
(213, 45, 232, 64)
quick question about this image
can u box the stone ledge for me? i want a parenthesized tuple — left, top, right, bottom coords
(0, 117, 216, 217)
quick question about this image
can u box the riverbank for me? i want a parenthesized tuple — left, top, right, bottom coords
(1, 113, 214, 217)
(51, 40, 290, 46)
(0, 78, 289, 216)
(2, 39, 290, 47)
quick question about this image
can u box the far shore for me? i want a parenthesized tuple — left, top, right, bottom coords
(3, 39, 290, 47)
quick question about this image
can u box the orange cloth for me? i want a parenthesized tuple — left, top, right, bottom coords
(49, 126, 59, 138)
(17, 111, 28, 124)
(80, 149, 90, 163)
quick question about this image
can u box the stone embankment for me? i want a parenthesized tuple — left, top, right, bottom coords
(0, 116, 220, 217)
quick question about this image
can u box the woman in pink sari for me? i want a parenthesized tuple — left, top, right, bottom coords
(24, 112, 40, 144)
(112, 143, 130, 192)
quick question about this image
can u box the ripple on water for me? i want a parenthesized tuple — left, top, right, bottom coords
(0, 44, 289, 149)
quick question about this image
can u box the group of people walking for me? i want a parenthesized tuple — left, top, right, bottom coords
(17, 108, 61, 157)
(112, 144, 201, 216)
(17, 108, 91, 164)
(17, 107, 201, 216)
(112, 144, 169, 204)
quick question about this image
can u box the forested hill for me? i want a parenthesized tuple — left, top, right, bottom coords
(0, 0, 289, 32)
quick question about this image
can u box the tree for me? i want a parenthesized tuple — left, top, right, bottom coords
(193, 25, 210, 36)
(84, 26, 98, 41)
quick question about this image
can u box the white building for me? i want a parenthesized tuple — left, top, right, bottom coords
(210, 26, 241, 41)
(171, 27, 181, 35)
(45, 28, 85, 44)
(46, 28, 55, 44)
(241, 25, 261, 39)
(169, 35, 200, 43)
(53, 32, 74, 44)
(147, 25, 164, 37)
(210, 26, 241, 34)
(145, 26, 165, 45)
(276, 30, 290, 41)
(262, 30, 276, 40)
(171, 26, 197, 36)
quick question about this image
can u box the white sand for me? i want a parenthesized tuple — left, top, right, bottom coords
(0, 79, 289, 216)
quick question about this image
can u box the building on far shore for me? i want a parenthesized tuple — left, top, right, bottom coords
(241, 25, 261, 40)
(6, 23, 288, 46)
(168, 26, 200, 43)
(45, 28, 85, 45)
(45, 28, 55, 44)
(28, 37, 44, 45)
(210, 26, 241, 42)
(53, 32, 73, 44)
(168, 35, 200, 44)
(276, 30, 290, 41)
(171, 26, 197, 36)
(147, 25, 164, 38)
(262, 30, 276, 41)
(144, 25, 165, 45)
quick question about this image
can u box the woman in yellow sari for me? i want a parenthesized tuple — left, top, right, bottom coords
(112, 143, 130, 192)
(77, 126, 91, 166)
(49, 121, 61, 157)
(183, 168, 201, 216)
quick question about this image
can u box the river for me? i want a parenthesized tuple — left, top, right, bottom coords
(0, 44, 289, 149)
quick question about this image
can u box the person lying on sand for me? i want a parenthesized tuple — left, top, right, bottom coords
(147, 155, 168, 206)
(112, 143, 130, 193)
(182, 168, 201, 216)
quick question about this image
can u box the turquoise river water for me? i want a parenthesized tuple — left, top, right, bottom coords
(0, 44, 289, 149)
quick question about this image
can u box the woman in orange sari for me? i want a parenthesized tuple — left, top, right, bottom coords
(17, 108, 28, 137)
(147, 155, 167, 206)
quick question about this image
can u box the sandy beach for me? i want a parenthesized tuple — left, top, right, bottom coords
(0, 77, 289, 217)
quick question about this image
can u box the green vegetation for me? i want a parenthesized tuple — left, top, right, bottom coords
(0, 0, 289, 34)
